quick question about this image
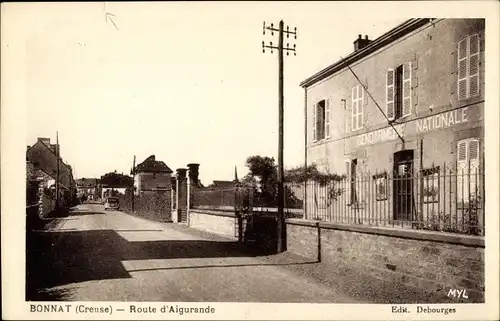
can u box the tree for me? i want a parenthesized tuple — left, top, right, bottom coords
(100, 171, 133, 188)
(245, 156, 277, 204)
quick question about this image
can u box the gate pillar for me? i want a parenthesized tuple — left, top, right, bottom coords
(175, 168, 188, 223)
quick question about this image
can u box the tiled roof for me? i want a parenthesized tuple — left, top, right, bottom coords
(212, 180, 236, 187)
(135, 155, 173, 173)
(26, 140, 72, 189)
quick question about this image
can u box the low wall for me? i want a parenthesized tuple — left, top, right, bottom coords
(286, 219, 484, 303)
(40, 194, 56, 218)
(189, 209, 238, 240)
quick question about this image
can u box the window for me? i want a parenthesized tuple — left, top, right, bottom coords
(346, 159, 358, 204)
(373, 172, 388, 201)
(458, 34, 480, 100)
(386, 62, 412, 120)
(351, 85, 364, 131)
(422, 167, 440, 203)
(457, 138, 480, 205)
(312, 99, 330, 141)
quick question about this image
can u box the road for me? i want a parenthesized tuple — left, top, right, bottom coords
(27, 203, 364, 303)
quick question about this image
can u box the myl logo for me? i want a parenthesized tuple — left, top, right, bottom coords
(447, 289, 469, 299)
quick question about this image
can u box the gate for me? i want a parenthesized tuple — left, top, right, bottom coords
(234, 186, 254, 243)
(234, 186, 280, 254)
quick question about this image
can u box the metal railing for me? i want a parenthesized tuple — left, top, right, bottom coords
(302, 163, 484, 236)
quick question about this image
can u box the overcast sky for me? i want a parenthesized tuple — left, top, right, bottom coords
(22, 2, 406, 185)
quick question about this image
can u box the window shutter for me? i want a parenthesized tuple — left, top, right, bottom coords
(456, 139, 468, 204)
(450, 49, 457, 97)
(402, 62, 412, 117)
(358, 86, 364, 128)
(312, 103, 317, 142)
(468, 139, 480, 197)
(345, 160, 351, 205)
(386, 69, 395, 120)
(468, 34, 480, 97)
(325, 99, 331, 138)
(352, 86, 358, 130)
(457, 37, 468, 100)
(457, 140, 467, 162)
(468, 138, 479, 164)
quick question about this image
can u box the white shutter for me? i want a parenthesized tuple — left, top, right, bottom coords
(358, 86, 364, 128)
(457, 139, 468, 204)
(345, 160, 351, 205)
(402, 62, 412, 117)
(468, 34, 480, 97)
(386, 69, 395, 120)
(468, 139, 480, 197)
(325, 99, 331, 138)
(457, 37, 468, 100)
(351, 87, 358, 131)
(312, 103, 317, 142)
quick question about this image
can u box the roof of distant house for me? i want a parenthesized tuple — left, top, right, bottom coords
(26, 139, 72, 188)
(134, 155, 173, 173)
(211, 180, 236, 188)
(76, 178, 99, 187)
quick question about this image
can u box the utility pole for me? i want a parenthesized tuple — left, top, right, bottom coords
(132, 155, 136, 212)
(55, 131, 60, 211)
(262, 20, 297, 253)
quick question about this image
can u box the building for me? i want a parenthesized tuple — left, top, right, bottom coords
(300, 19, 484, 232)
(26, 137, 76, 210)
(133, 155, 173, 195)
(76, 178, 100, 201)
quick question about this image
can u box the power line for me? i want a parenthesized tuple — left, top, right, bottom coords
(341, 57, 405, 144)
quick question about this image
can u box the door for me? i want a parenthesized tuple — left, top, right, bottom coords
(393, 150, 414, 221)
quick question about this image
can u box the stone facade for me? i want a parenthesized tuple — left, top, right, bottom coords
(133, 155, 173, 194)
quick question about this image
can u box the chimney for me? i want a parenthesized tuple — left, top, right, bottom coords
(187, 163, 200, 186)
(353, 34, 372, 51)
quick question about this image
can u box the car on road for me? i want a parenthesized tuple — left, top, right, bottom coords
(104, 197, 120, 211)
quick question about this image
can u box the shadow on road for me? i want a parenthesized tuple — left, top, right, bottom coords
(127, 261, 316, 273)
(26, 227, 288, 301)
(65, 211, 106, 216)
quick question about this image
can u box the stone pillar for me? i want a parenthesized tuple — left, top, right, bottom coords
(175, 168, 187, 223)
(187, 178, 191, 227)
(187, 163, 200, 187)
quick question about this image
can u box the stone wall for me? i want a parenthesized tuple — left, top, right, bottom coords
(286, 218, 484, 303)
(188, 209, 238, 240)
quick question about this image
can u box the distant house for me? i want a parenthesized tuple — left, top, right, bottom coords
(26, 137, 76, 211)
(26, 138, 75, 204)
(132, 155, 173, 195)
(76, 178, 100, 200)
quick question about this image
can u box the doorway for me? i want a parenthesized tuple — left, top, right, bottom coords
(393, 150, 414, 221)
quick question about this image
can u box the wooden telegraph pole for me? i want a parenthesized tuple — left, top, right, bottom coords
(55, 131, 60, 211)
(132, 155, 136, 212)
(262, 20, 297, 253)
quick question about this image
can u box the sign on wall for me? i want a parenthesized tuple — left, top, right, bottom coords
(353, 107, 471, 147)
(416, 107, 468, 133)
(356, 124, 406, 147)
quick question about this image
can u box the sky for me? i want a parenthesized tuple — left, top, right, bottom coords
(22, 2, 406, 185)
